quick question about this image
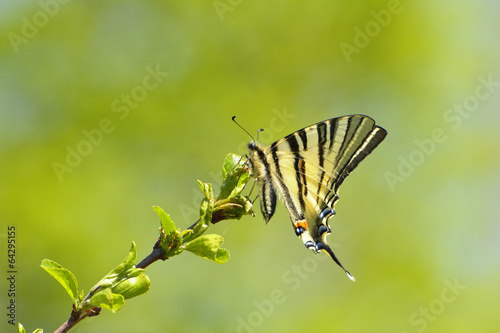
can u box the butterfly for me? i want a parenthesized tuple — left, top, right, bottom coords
(246, 115, 387, 280)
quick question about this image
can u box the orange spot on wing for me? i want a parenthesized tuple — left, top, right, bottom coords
(294, 220, 308, 231)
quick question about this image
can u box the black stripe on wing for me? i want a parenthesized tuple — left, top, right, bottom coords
(271, 115, 387, 214)
(332, 119, 387, 193)
(286, 133, 308, 214)
(316, 122, 328, 202)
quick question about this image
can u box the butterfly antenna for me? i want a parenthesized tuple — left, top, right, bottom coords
(232, 116, 256, 142)
(323, 243, 356, 282)
(256, 128, 264, 141)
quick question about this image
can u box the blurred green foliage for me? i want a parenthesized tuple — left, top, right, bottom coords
(1, 1, 499, 332)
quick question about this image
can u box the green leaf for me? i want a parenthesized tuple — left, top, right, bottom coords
(213, 195, 255, 223)
(80, 242, 151, 313)
(199, 179, 215, 201)
(163, 230, 184, 257)
(198, 180, 214, 225)
(152, 207, 184, 258)
(183, 180, 214, 243)
(184, 234, 230, 264)
(222, 153, 243, 179)
(89, 288, 125, 313)
(90, 242, 137, 292)
(78, 289, 85, 304)
(109, 242, 137, 275)
(41, 259, 78, 300)
(17, 324, 42, 333)
(217, 154, 250, 201)
(153, 206, 176, 235)
(111, 272, 151, 299)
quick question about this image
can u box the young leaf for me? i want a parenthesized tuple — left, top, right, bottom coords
(89, 288, 125, 313)
(183, 180, 214, 244)
(17, 324, 43, 333)
(109, 242, 137, 275)
(212, 195, 255, 223)
(90, 242, 138, 293)
(183, 234, 230, 264)
(217, 154, 250, 200)
(41, 259, 78, 301)
(222, 153, 243, 179)
(152, 207, 184, 257)
(111, 272, 151, 299)
(198, 180, 214, 225)
(79, 242, 151, 313)
(153, 206, 176, 235)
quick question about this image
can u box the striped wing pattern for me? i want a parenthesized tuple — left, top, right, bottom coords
(248, 115, 387, 280)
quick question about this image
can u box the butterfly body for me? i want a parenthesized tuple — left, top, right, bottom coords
(247, 115, 387, 280)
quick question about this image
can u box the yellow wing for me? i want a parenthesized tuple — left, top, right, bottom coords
(248, 115, 387, 280)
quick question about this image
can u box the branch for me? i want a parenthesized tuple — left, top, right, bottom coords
(54, 305, 101, 333)
(41, 153, 253, 333)
(136, 218, 200, 269)
(136, 247, 165, 269)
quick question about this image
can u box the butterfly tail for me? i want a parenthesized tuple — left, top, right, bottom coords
(318, 242, 356, 282)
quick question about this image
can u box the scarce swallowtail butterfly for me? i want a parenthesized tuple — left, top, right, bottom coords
(246, 115, 387, 281)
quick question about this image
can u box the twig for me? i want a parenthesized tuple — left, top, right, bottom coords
(54, 305, 101, 333)
(136, 247, 164, 269)
(136, 218, 200, 269)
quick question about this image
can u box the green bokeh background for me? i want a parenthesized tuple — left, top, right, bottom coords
(1, 1, 499, 332)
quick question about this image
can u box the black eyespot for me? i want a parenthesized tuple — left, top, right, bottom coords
(295, 226, 306, 236)
(319, 209, 330, 219)
(318, 225, 330, 235)
(315, 242, 326, 252)
(319, 208, 336, 219)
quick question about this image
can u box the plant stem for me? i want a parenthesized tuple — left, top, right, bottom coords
(53, 217, 209, 332)
(54, 306, 100, 333)
(136, 218, 200, 269)
(136, 247, 164, 269)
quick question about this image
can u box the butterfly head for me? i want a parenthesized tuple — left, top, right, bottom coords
(247, 140, 268, 181)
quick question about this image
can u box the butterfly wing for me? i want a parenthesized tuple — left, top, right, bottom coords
(248, 115, 387, 279)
